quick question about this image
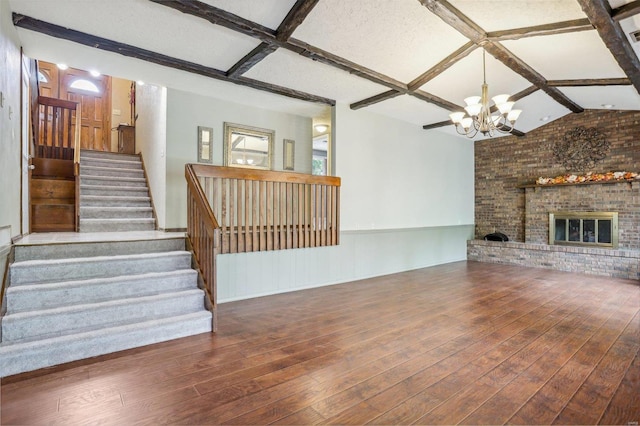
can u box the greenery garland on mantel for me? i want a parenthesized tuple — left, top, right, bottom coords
(517, 171, 639, 188)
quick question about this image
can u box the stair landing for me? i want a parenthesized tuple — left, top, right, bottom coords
(14, 230, 184, 246)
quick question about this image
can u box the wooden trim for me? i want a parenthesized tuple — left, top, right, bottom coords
(577, 0, 640, 94)
(150, 1, 409, 93)
(487, 18, 593, 41)
(511, 85, 539, 101)
(418, 0, 486, 43)
(548, 78, 631, 87)
(484, 42, 584, 113)
(410, 90, 463, 111)
(191, 164, 341, 186)
(37, 95, 78, 110)
(184, 236, 217, 332)
(408, 41, 477, 91)
(422, 120, 452, 130)
(276, 0, 319, 41)
(350, 90, 401, 110)
(13, 13, 335, 106)
(226, 42, 278, 78)
(417, 1, 585, 114)
(612, 0, 640, 22)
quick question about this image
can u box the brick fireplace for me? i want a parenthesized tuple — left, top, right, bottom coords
(468, 109, 640, 280)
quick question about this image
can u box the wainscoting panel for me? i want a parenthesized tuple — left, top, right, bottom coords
(217, 225, 474, 302)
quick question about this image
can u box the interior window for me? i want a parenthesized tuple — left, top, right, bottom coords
(69, 79, 100, 93)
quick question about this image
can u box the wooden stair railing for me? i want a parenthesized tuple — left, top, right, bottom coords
(36, 96, 79, 160)
(188, 164, 341, 254)
(185, 164, 341, 331)
(29, 96, 81, 232)
(186, 164, 220, 331)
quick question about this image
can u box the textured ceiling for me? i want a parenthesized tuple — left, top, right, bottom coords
(8, 0, 640, 140)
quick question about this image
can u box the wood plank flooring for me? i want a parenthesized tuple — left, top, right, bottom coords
(1, 261, 639, 425)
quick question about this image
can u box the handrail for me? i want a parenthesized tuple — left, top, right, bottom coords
(74, 101, 82, 231)
(189, 164, 341, 254)
(185, 164, 219, 331)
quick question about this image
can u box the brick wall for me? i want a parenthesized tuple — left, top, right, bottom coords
(467, 240, 640, 280)
(475, 109, 640, 242)
(525, 181, 639, 250)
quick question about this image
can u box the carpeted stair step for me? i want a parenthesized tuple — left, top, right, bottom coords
(14, 237, 184, 261)
(2, 289, 206, 342)
(80, 184, 148, 197)
(10, 251, 192, 285)
(80, 157, 142, 170)
(6, 270, 198, 313)
(80, 206, 153, 219)
(79, 218, 156, 232)
(80, 195, 151, 207)
(80, 150, 140, 162)
(81, 175, 148, 187)
(80, 165, 144, 179)
(0, 311, 212, 377)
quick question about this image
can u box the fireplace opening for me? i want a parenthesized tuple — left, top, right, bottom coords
(549, 212, 618, 249)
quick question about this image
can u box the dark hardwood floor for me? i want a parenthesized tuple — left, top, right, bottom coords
(1, 261, 639, 425)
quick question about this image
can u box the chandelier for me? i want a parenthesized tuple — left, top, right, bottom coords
(449, 50, 522, 138)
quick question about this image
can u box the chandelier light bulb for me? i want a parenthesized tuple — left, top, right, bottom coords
(497, 101, 515, 115)
(449, 112, 466, 124)
(465, 103, 482, 117)
(507, 109, 522, 122)
(492, 94, 510, 105)
(464, 96, 481, 106)
(461, 117, 473, 130)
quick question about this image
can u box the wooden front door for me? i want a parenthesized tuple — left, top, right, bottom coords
(38, 61, 112, 152)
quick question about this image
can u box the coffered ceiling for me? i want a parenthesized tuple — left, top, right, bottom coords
(9, 0, 640, 139)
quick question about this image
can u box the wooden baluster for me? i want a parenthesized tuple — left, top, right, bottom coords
(266, 181, 273, 250)
(297, 184, 303, 249)
(292, 183, 298, 249)
(320, 185, 328, 246)
(280, 182, 288, 249)
(252, 180, 259, 252)
(316, 184, 322, 247)
(244, 179, 251, 252)
(221, 178, 228, 254)
(285, 182, 291, 249)
(43, 105, 50, 157)
(260, 180, 266, 251)
(237, 178, 244, 253)
(67, 108, 73, 158)
(309, 185, 316, 247)
(273, 181, 280, 250)
(51, 106, 58, 158)
(229, 179, 236, 253)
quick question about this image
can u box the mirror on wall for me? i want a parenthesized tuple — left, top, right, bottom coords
(223, 122, 274, 170)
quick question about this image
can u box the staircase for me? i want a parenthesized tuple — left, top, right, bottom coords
(79, 150, 156, 232)
(0, 236, 212, 378)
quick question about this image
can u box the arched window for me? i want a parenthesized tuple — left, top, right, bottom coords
(69, 79, 100, 93)
(37, 71, 48, 83)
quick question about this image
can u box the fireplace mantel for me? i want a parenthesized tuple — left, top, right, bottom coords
(518, 178, 638, 189)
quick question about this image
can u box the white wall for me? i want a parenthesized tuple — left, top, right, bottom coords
(135, 83, 167, 228)
(216, 102, 475, 302)
(334, 103, 474, 230)
(165, 88, 313, 229)
(0, 0, 23, 240)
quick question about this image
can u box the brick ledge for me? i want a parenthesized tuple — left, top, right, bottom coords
(468, 239, 640, 259)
